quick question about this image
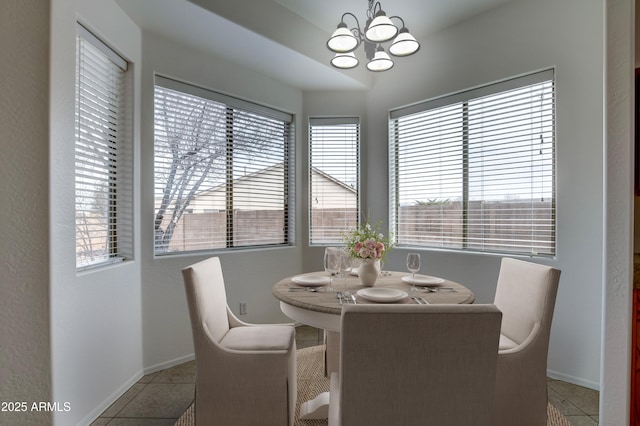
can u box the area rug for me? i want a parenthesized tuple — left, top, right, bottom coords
(175, 345, 571, 426)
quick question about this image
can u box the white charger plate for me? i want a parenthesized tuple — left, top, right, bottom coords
(356, 287, 407, 303)
(291, 275, 331, 287)
(401, 274, 445, 286)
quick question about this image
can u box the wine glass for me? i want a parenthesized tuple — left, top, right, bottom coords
(406, 253, 421, 292)
(337, 248, 351, 297)
(324, 247, 339, 292)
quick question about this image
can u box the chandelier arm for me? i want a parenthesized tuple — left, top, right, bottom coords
(352, 28, 364, 45)
(388, 15, 406, 29)
(370, 1, 382, 16)
(341, 12, 361, 28)
(340, 12, 364, 45)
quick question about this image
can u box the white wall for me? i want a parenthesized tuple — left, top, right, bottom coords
(602, 0, 634, 423)
(139, 32, 305, 370)
(362, 0, 604, 389)
(50, 1, 143, 425)
(0, 2, 52, 425)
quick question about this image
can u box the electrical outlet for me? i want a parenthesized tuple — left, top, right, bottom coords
(239, 302, 247, 315)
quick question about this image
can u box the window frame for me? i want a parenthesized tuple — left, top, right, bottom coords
(74, 23, 132, 271)
(153, 76, 295, 256)
(308, 117, 361, 246)
(389, 69, 556, 257)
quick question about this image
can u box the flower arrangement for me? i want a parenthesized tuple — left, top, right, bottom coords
(342, 219, 393, 260)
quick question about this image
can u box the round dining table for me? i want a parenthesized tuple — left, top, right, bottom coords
(272, 269, 475, 332)
(272, 270, 475, 420)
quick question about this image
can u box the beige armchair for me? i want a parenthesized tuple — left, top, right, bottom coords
(182, 257, 297, 426)
(328, 304, 503, 426)
(492, 257, 561, 426)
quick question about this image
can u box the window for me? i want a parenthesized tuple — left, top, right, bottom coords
(308, 118, 360, 244)
(390, 69, 555, 256)
(153, 76, 294, 255)
(75, 24, 132, 269)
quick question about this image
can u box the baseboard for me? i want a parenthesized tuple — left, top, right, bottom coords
(547, 368, 600, 391)
(143, 352, 195, 376)
(78, 354, 196, 425)
(78, 372, 143, 426)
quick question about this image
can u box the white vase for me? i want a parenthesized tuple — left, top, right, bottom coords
(358, 259, 381, 287)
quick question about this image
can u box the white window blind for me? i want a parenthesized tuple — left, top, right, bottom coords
(154, 76, 294, 254)
(309, 118, 360, 244)
(75, 24, 130, 269)
(390, 69, 556, 256)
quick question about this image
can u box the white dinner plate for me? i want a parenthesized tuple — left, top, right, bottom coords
(356, 288, 408, 303)
(291, 275, 331, 287)
(401, 275, 445, 286)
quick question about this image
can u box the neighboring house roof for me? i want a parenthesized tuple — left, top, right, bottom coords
(310, 166, 357, 195)
(177, 162, 356, 212)
(192, 162, 356, 197)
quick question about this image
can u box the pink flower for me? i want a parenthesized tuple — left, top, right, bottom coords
(342, 220, 393, 260)
(365, 238, 377, 250)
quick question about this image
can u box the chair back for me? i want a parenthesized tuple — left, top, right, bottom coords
(493, 257, 560, 346)
(182, 257, 297, 426)
(491, 257, 561, 426)
(182, 257, 230, 344)
(336, 304, 502, 426)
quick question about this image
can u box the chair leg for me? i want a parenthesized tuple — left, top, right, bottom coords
(300, 392, 330, 420)
(325, 331, 340, 376)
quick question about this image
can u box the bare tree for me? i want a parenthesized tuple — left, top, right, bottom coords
(75, 139, 115, 266)
(153, 87, 287, 252)
(154, 91, 225, 252)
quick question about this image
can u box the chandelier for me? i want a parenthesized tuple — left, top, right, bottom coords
(326, 0, 420, 72)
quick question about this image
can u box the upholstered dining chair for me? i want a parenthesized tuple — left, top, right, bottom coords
(182, 257, 297, 426)
(328, 304, 503, 426)
(491, 257, 561, 426)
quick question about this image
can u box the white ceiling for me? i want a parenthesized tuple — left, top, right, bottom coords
(115, 0, 512, 90)
(273, 0, 509, 40)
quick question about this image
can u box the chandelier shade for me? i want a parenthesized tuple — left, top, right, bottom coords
(326, 1, 419, 72)
(327, 23, 359, 53)
(365, 11, 397, 42)
(389, 28, 420, 57)
(366, 45, 393, 72)
(331, 52, 359, 69)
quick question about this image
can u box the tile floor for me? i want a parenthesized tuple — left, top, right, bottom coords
(91, 325, 600, 425)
